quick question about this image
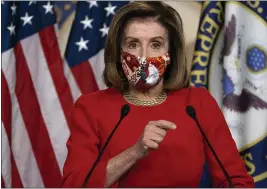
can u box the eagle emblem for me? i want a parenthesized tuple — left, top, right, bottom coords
(222, 14, 267, 113)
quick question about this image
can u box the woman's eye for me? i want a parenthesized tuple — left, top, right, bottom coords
(151, 42, 161, 49)
(128, 42, 138, 49)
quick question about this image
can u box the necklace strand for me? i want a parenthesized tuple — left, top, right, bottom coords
(123, 90, 167, 107)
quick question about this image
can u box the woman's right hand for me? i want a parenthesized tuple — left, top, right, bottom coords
(132, 120, 177, 159)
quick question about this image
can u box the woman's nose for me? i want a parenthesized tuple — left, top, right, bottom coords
(140, 46, 148, 58)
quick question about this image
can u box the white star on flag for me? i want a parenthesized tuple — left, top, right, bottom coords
(88, 1, 98, 9)
(104, 3, 116, 17)
(75, 37, 89, 52)
(7, 22, 16, 35)
(11, 3, 17, 15)
(43, 2, 53, 14)
(99, 23, 109, 37)
(80, 16, 94, 30)
(21, 12, 34, 26)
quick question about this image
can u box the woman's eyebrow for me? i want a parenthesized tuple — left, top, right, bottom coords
(124, 37, 139, 42)
(150, 36, 165, 41)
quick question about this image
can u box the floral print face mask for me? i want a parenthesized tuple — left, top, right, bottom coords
(121, 50, 170, 90)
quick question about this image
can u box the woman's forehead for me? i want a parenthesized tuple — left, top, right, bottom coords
(123, 17, 168, 39)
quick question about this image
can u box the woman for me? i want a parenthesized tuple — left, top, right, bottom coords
(62, 1, 254, 188)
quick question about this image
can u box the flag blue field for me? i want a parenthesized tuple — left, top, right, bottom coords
(191, 1, 267, 187)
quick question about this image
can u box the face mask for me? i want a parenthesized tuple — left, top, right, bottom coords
(121, 50, 170, 90)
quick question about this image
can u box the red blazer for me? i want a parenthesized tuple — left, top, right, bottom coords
(62, 87, 254, 187)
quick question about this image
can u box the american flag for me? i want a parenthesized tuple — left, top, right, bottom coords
(1, 1, 74, 187)
(1, 0, 129, 187)
(64, 1, 129, 98)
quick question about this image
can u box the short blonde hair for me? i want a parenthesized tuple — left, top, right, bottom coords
(103, 1, 190, 91)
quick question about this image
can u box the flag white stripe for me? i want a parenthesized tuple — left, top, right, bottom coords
(1, 123, 12, 188)
(63, 59, 81, 102)
(56, 21, 81, 102)
(2, 49, 44, 187)
(20, 34, 70, 173)
(88, 49, 108, 90)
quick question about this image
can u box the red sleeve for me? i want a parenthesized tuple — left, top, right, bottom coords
(198, 87, 254, 188)
(61, 95, 118, 188)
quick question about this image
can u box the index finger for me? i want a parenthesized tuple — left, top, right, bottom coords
(149, 120, 177, 130)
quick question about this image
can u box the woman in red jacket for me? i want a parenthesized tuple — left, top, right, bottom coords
(62, 1, 254, 188)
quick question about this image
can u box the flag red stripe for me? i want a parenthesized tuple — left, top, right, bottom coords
(71, 60, 99, 94)
(10, 152, 23, 187)
(1, 72, 24, 188)
(39, 26, 74, 127)
(1, 72, 12, 142)
(14, 43, 62, 187)
(2, 176, 6, 188)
